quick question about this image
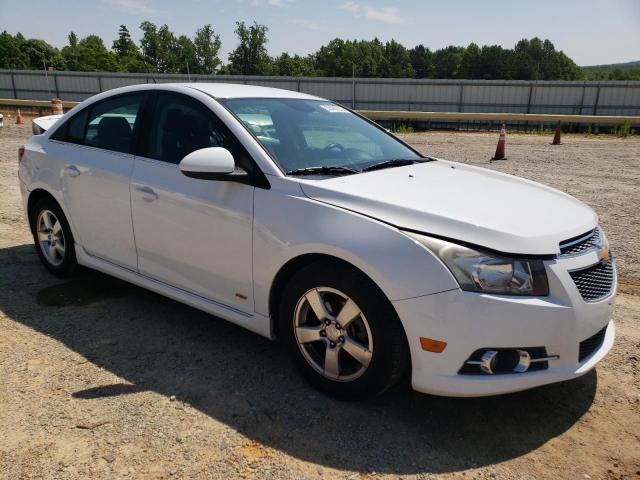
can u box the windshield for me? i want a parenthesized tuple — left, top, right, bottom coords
(221, 98, 421, 174)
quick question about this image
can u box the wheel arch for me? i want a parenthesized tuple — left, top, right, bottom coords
(27, 188, 58, 233)
(26, 187, 81, 246)
(268, 253, 402, 340)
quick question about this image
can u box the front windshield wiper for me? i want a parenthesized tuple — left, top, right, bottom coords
(285, 165, 360, 176)
(361, 158, 430, 172)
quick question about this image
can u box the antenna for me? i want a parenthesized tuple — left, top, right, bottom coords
(43, 59, 52, 98)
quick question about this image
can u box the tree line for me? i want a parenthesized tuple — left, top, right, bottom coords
(0, 22, 628, 80)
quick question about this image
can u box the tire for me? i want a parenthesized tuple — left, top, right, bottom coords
(30, 196, 80, 278)
(280, 260, 409, 399)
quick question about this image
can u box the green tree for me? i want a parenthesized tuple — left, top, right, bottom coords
(314, 38, 352, 76)
(112, 25, 138, 58)
(0, 31, 29, 69)
(354, 39, 387, 77)
(19, 36, 66, 70)
(432, 46, 464, 78)
(273, 52, 316, 76)
(62, 34, 119, 72)
(139, 21, 162, 72)
(176, 35, 197, 74)
(460, 42, 481, 78)
(193, 24, 222, 74)
(227, 21, 272, 75)
(382, 39, 414, 78)
(61, 32, 81, 70)
(478, 45, 514, 79)
(315, 38, 387, 77)
(409, 45, 433, 78)
(110, 26, 145, 73)
(555, 51, 583, 80)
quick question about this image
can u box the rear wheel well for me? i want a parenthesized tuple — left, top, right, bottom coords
(27, 189, 58, 232)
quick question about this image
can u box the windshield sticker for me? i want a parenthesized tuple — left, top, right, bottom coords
(320, 104, 348, 113)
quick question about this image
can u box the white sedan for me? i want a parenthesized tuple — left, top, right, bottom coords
(18, 83, 615, 398)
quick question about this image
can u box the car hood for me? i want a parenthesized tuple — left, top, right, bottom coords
(298, 160, 598, 255)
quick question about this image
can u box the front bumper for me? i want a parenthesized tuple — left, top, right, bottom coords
(394, 250, 616, 397)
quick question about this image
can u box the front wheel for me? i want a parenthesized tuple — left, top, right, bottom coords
(280, 261, 408, 399)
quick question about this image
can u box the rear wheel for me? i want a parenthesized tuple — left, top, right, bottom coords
(30, 197, 79, 278)
(280, 261, 408, 399)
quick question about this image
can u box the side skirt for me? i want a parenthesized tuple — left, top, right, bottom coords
(75, 245, 273, 339)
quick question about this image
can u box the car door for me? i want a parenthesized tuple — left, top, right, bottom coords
(48, 93, 145, 269)
(130, 92, 255, 312)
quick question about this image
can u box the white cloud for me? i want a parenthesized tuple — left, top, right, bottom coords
(339, 2, 407, 24)
(339, 1, 361, 13)
(364, 6, 406, 24)
(251, 0, 294, 7)
(103, 0, 158, 17)
(297, 19, 320, 31)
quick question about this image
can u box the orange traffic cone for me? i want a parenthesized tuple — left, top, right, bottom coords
(552, 121, 562, 145)
(491, 123, 507, 160)
(16, 109, 24, 125)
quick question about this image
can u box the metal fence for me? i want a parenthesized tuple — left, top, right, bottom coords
(1, 69, 639, 116)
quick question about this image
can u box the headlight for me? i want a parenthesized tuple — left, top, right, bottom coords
(404, 232, 549, 296)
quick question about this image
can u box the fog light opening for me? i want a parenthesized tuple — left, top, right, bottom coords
(460, 347, 560, 375)
(513, 349, 531, 373)
(464, 350, 501, 374)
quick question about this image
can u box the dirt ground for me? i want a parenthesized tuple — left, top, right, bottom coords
(1, 121, 639, 480)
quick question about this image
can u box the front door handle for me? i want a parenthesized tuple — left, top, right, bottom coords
(135, 185, 158, 202)
(62, 165, 81, 178)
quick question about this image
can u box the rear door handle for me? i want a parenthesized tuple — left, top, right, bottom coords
(135, 185, 158, 202)
(62, 165, 80, 178)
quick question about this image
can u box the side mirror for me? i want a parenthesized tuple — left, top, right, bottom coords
(179, 147, 246, 180)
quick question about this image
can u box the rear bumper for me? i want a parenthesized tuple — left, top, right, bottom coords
(18, 176, 29, 224)
(393, 256, 616, 397)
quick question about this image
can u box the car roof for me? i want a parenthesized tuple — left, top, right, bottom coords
(177, 82, 321, 100)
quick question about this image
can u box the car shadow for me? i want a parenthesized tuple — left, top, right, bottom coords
(0, 243, 597, 475)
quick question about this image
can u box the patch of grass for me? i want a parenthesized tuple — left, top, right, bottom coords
(390, 123, 415, 133)
(614, 120, 632, 137)
(522, 124, 553, 135)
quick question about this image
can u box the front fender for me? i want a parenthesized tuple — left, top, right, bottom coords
(252, 181, 458, 317)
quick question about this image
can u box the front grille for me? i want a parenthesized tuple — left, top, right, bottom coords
(569, 258, 614, 301)
(579, 325, 608, 362)
(559, 228, 600, 257)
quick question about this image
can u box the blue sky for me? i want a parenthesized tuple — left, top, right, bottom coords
(2, 0, 639, 66)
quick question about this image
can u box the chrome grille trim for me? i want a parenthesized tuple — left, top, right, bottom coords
(559, 228, 601, 257)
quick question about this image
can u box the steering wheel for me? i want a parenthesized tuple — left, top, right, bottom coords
(323, 143, 345, 152)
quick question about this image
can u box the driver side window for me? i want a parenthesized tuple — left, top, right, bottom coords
(143, 94, 233, 164)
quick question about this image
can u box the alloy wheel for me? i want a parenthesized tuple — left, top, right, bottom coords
(36, 209, 66, 267)
(293, 287, 373, 381)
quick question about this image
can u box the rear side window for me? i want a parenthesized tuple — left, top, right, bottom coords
(50, 94, 143, 154)
(50, 109, 89, 144)
(67, 110, 89, 142)
(84, 95, 143, 153)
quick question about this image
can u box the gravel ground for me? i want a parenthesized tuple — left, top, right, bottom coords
(1, 121, 639, 480)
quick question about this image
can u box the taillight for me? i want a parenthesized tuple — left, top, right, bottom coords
(18, 145, 25, 163)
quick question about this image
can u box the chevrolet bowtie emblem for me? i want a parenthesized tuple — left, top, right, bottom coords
(598, 244, 610, 263)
